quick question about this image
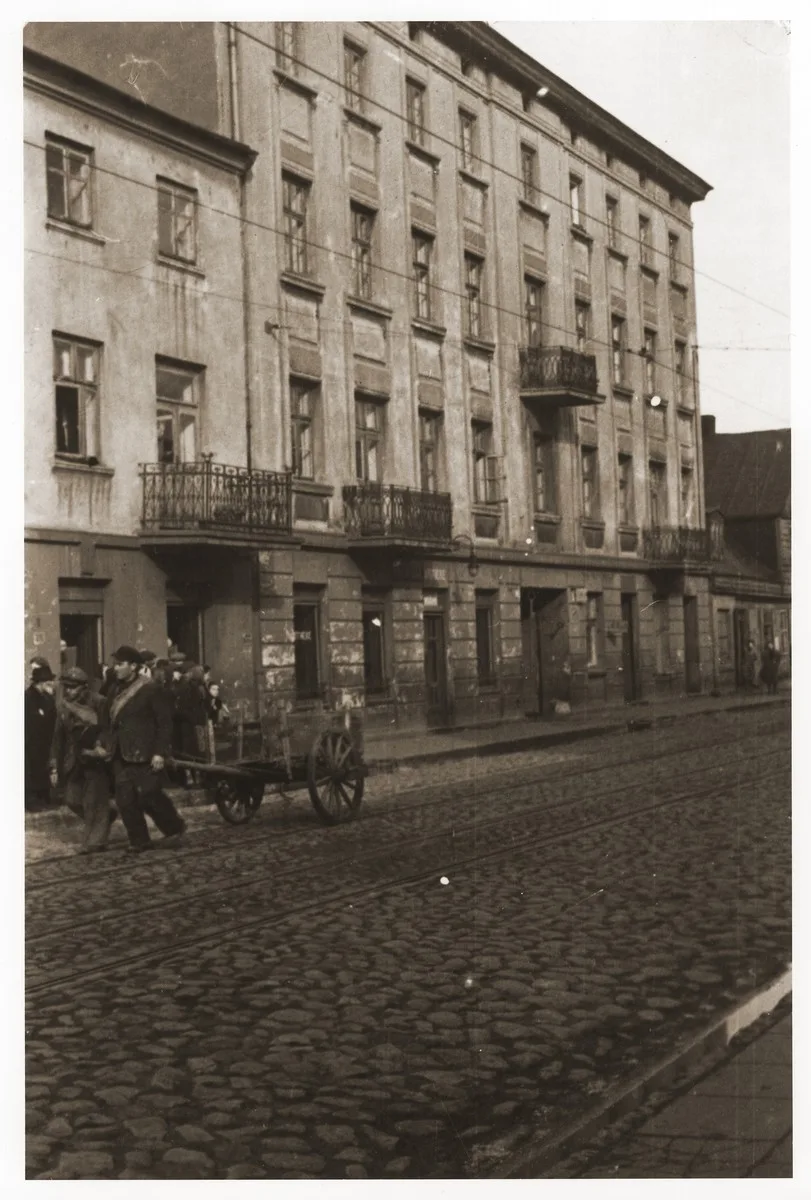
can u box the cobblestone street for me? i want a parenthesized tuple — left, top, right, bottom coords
(25, 706, 791, 1179)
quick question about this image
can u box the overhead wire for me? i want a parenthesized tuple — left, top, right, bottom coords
(24, 139, 784, 421)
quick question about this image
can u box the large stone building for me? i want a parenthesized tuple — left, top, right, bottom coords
(702, 418, 791, 689)
(24, 21, 719, 728)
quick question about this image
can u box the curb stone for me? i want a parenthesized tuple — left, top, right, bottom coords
(490, 965, 792, 1179)
(25, 695, 789, 831)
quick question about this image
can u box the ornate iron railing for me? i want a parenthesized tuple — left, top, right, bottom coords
(644, 525, 725, 563)
(343, 484, 452, 543)
(519, 345, 599, 395)
(141, 459, 292, 534)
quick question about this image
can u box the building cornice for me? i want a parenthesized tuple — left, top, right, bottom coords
(24, 48, 258, 176)
(414, 22, 712, 204)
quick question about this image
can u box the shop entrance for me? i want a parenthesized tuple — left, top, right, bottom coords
(59, 582, 105, 681)
(620, 593, 639, 701)
(520, 588, 569, 717)
(683, 595, 701, 693)
(423, 610, 448, 726)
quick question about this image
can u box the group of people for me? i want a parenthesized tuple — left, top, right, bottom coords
(24, 646, 230, 856)
(742, 637, 782, 694)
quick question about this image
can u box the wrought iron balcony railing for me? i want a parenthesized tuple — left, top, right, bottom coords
(343, 483, 453, 543)
(519, 345, 599, 398)
(643, 525, 725, 564)
(141, 459, 292, 535)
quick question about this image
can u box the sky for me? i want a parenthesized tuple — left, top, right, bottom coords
(497, 20, 791, 434)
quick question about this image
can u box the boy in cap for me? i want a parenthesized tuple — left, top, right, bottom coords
(107, 645, 186, 853)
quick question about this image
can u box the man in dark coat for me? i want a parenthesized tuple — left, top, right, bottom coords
(49, 666, 116, 853)
(25, 663, 57, 810)
(107, 645, 186, 853)
(760, 639, 781, 695)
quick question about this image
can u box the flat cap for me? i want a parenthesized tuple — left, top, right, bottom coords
(113, 645, 143, 664)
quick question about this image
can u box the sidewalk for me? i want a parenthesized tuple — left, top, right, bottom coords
(362, 683, 790, 772)
(573, 1006, 792, 1178)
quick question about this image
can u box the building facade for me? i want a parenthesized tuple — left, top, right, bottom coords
(25, 22, 719, 728)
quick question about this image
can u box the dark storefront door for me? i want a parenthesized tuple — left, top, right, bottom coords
(733, 608, 749, 687)
(620, 594, 638, 701)
(167, 604, 202, 664)
(520, 589, 569, 717)
(60, 613, 102, 681)
(683, 595, 701, 693)
(423, 612, 448, 726)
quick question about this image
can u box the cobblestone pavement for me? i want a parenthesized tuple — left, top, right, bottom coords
(545, 999, 792, 1178)
(25, 707, 790, 1179)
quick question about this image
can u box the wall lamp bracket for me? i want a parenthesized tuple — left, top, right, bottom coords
(452, 533, 480, 578)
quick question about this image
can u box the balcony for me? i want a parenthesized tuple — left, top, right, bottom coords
(519, 345, 603, 407)
(343, 483, 452, 548)
(140, 459, 292, 545)
(644, 525, 724, 566)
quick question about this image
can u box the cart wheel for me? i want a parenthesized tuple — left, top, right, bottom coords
(307, 730, 364, 825)
(213, 778, 264, 825)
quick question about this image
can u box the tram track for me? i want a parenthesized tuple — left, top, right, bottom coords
(25, 711, 789, 893)
(26, 748, 789, 998)
(25, 741, 786, 945)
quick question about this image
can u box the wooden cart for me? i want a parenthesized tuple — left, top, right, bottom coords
(172, 701, 367, 826)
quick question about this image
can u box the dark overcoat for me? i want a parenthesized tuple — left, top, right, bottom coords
(108, 677, 172, 763)
(24, 684, 56, 792)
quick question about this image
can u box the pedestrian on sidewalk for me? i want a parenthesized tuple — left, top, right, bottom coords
(49, 667, 116, 854)
(107, 645, 186, 855)
(25, 663, 57, 811)
(174, 663, 209, 779)
(742, 638, 759, 691)
(760, 639, 781, 695)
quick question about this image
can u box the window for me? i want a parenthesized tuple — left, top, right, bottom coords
(520, 144, 539, 205)
(575, 302, 590, 353)
(655, 596, 672, 673)
(475, 595, 497, 686)
(668, 232, 680, 279)
(362, 601, 387, 695)
(412, 231, 433, 320)
(581, 446, 599, 519)
(459, 110, 477, 171)
(642, 271, 658, 314)
(638, 214, 651, 266)
(671, 286, 687, 324)
(419, 411, 441, 493)
(45, 135, 92, 228)
(649, 460, 667, 527)
(618, 454, 634, 525)
(282, 175, 309, 275)
(355, 397, 383, 483)
(276, 22, 298, 75)
(293, 595, 321, 700)
(525, 277, 544, 348)
(572, 236, 590, 281)
(533, 434, 555, 514)
(472, 422, 498, 504)
(717, 608, 732, 667)
(344, 41, 366, 111)
(606, 195, 619, 248)
(681, 467, 695, 524)
(611, 316, 626, 386)
(156, 359, 201, 465)
(464, 254, 483, 338)
(290, 380, 317, 479)
(406, 79, 426, 145)
(569, 175, 583, 226)
(351, 204, 374, 299)
(643, 329, 657, 395)
(586, 593, 603, 668)
(674, 341, 688, 404)
(157, 178, 197, 264)
(53, 335, 100, 459)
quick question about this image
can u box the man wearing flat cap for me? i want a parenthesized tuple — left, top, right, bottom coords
(107, 645, 186, 853)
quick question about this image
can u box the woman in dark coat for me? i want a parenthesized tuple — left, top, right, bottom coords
(25, 664, 57, 810)
(49, 667, 115, 853)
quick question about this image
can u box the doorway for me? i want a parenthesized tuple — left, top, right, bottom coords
(59, 613, 102, 680)
(683, 595, 701, 693)
(167, 604, 202, 664)
(733, 608, 750, 688)
(520, 588, 569, 717)
(423, 611, 448, 726)
(620, 593, 639, 701)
